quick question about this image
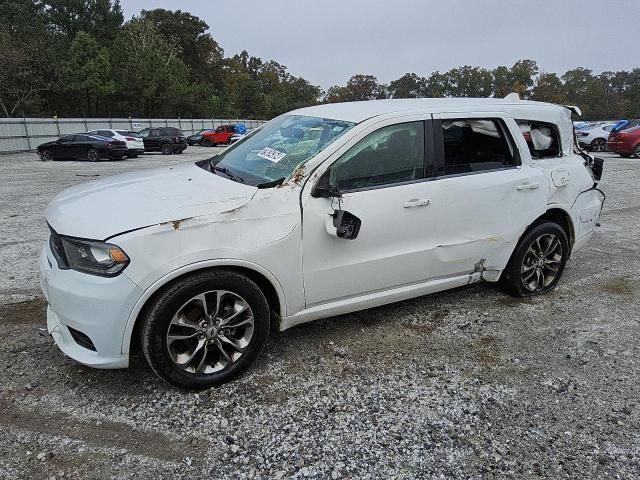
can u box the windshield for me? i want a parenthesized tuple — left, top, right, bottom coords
(210, 115, 355, 186)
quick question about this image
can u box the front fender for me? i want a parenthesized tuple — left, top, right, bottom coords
(120, 258, 287, 355)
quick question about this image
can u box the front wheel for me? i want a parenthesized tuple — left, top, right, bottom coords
(500, 222, 569, 297)
(202, 137, 214, 147)
(40, 149, 52, 161)
(634, 145, 640, 158)
(87, 148, 100, 162)
(141, 271, 270, 390)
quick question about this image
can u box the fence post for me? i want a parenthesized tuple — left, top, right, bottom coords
(84, 114, 88, 132)
(23, 116, 31, 151)
(55, 116, 61, 136)
(109, 117, 113, 129)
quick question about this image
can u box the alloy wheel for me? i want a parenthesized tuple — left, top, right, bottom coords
(87, 149, 99, 162)
(521, 234, 563, 292)
(40, 150, 52, 161)
(592, 139, 606, 152)
(162, 144, 173, 155)
(166, 290, 254, 374)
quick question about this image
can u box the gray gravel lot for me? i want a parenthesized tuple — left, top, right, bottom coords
(0, 149, 639, 479)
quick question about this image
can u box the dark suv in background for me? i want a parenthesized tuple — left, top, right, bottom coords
(138, 127, 188, 154)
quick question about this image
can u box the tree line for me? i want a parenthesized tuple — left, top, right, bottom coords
(1, 0, 639, 120)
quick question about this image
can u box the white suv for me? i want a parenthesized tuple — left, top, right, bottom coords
(88, 129, 145, 158)
(41, 98, 605, 390)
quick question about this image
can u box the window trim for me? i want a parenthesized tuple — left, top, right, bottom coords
(433, 117, 522, 180)
(317, 120, 436, 194)
(515, 118, 563, 159)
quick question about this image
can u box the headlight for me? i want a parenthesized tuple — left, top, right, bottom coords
(60, 237, 130, 277)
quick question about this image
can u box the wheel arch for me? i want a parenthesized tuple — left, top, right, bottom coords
(123, 261, 286, 356)
(520, 207, 575, 254)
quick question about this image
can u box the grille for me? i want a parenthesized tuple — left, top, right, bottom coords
(48, 226, 69, 269)
(67, 326, 97, 351)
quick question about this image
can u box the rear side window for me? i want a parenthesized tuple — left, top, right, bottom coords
(159, 127, 182, 136)
(329, 121, 426, 191)
(438, 119, 517, 176)
(517, 120, 561, 159)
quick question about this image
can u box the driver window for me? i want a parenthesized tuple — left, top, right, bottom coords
(329, 122, 425, 191)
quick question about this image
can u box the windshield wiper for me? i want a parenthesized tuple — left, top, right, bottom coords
(256, 177, 285, 189)
(213, 166, 245, 184)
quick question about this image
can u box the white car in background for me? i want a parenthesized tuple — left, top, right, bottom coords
(88, 129, 145, 158)
(41, 98, 605, 390)
(576, 123, 616, 152)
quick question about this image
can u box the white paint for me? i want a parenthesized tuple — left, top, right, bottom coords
(40, 98, 605, 370)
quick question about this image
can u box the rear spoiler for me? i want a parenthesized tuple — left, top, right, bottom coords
(564, 105, 582, 117)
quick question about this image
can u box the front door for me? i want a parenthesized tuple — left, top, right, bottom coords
(428, 113, 547, 277)
(301, 117, 438, 307)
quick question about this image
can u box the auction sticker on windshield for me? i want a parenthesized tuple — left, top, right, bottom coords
(257, 147, 287, 163)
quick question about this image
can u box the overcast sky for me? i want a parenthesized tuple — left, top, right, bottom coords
(123, 0, 639, 89)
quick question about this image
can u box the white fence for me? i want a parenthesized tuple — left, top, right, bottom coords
(0, 117, 267, 153)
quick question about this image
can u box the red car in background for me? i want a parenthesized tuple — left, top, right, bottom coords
(607, 126, 640, 158)
(201, 125, 237, 146)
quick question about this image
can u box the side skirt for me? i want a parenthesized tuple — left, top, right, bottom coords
(279, 271, 499, 331)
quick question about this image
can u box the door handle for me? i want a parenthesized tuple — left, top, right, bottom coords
(515, 182, 540, 191)
(402, 199, 431, 208)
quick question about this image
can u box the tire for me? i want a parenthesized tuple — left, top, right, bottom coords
(590, 138, 607, 152)
(500, 221, 569, 297)
(87, 148, 100, 162)
(634, 145, 640, 158)
(202, 137, 214, 147)
(39, 149, 52, 162)
(161, 143, 174, 155)
(141, 270, 270, 390)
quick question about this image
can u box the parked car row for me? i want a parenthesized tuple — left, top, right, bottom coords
(574, 119, 640, 157)
(37, 124, 251, 161)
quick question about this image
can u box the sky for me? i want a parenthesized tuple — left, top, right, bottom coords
(122, 0, 640, 90)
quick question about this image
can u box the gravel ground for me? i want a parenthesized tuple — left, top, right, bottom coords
(0, 149, 639, 479)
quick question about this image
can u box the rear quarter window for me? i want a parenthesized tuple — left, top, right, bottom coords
(516, 120, 562, 159)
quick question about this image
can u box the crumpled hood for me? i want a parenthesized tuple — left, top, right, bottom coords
(46, 163, 257, 240)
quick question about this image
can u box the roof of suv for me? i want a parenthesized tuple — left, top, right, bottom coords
(291, 98, 567, 123)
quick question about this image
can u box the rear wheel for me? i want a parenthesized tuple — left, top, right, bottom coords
(141, 270, 270, 390)
(87, 148, 100, 162)
(202, 137, 214, 147)
(500, 222, 569, 297)
(590, 138, 607, 152)
(634, 145, 640, 158)
(161, 143, 173, 155)
(39, 149, 52, 161)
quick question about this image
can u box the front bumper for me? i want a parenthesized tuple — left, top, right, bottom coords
(39, 243, 143, 369)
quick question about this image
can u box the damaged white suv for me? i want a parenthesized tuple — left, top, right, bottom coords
(40, 98, 605, 389)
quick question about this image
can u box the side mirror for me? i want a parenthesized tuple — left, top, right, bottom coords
(312, 183, 341, 198)
(332, 210, 361, 240)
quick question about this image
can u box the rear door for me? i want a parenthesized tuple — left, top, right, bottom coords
(144, 129, 161, 150)
(428, 113, 546, 278)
